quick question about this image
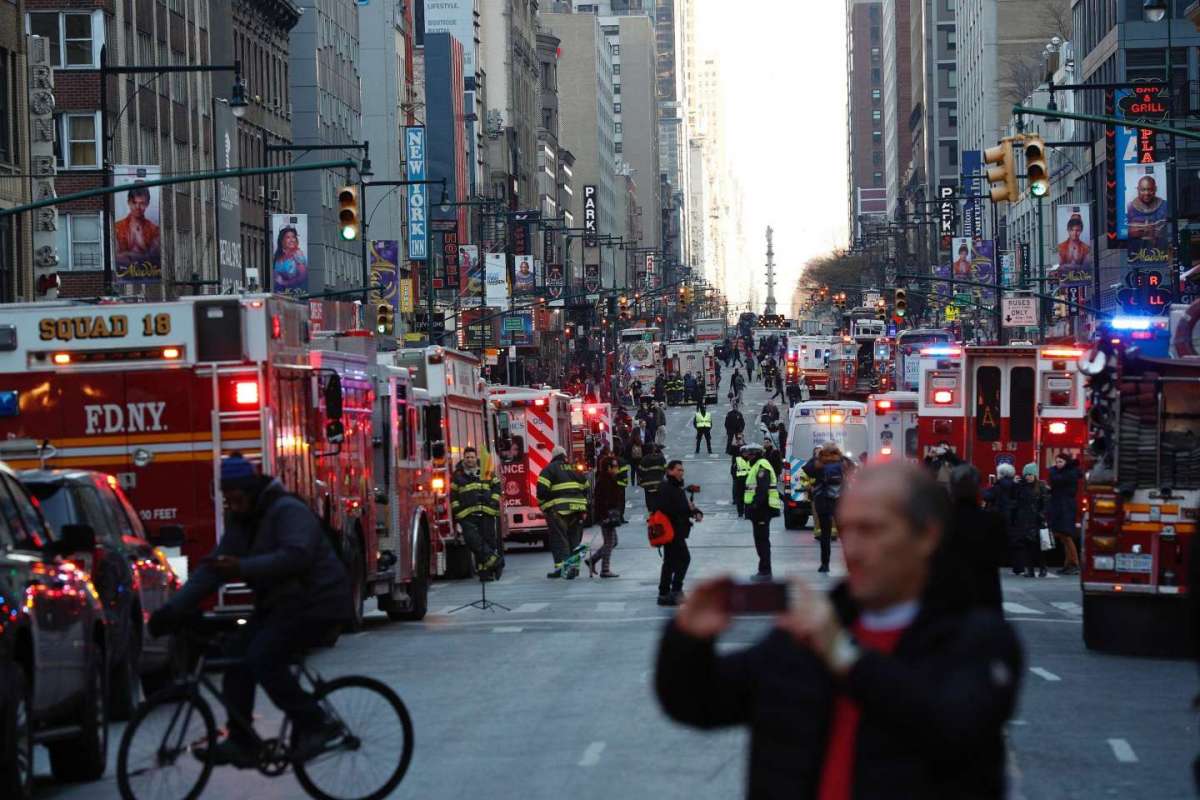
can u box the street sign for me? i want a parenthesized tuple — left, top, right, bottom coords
(1002, 297, 1038, 327)
(863, 290, 881, 307)
(954, 293, 972, 307)
(512, 210, 540, 223)
(503, 316, 525, 332)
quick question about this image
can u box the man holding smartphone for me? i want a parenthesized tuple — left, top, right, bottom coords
(656, 460, 703, 606)
(655, 462, 1022, 798)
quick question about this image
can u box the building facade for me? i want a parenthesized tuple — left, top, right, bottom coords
(881, 0, 911, 218)
(613, 14, 659, 251)
(846, 0, 884, 240)
(0, 0, 28, 301)
(480, 0, 540, 211)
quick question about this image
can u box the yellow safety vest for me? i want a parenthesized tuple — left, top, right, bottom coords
(743, 460, 783, 509)
(694, 411, 712, 429)
(734, 456, 750, 479)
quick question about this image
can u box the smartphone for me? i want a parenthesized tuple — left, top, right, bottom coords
(721, 579, 789, 614)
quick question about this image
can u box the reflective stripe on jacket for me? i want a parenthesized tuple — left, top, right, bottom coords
(694, 411, 712, 429)
(639, 453, 667, 490)
(734, 456, 750, 479)
(616, 460, 631, 488)
(450, 467, 501, 518)
(536, 457, 588, 515)
(743, 459, 783, 509)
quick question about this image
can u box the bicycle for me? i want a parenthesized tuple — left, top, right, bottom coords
(116, 625, 414, 800)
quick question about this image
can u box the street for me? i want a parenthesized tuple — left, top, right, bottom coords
(37, 379, 1198, 800)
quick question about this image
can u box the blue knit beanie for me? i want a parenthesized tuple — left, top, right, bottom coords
(220, 453, 259, 490)
(1022, 462, 1039, 478)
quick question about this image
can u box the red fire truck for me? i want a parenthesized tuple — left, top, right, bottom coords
(0, 296, 395, 628)
(393, 346, 490, 578)
(487, 386, 573, 547)
(570, 398, 612, 472)
(915, 343, 1087, 480)
(1077, 318, 1200, 656)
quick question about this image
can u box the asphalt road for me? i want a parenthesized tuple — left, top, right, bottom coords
(39, 373, 1198, 799)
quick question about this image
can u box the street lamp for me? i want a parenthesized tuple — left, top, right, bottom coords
(1143, 0, 1168, 23)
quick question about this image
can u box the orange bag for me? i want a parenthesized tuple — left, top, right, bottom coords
(647, 509, 675, 547)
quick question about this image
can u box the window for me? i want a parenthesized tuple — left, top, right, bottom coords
(615, 142, 623, 154)
(871, 88, 881, 101)
(1010, 367, 1035, 442)
(0, 475, 45, 550)
(611, 44, 620, 55)
(27, 11, 96, 68)
(54, 112, 99, 169)
(871, 68, 881, 83)
(614, 122, 622, 134)
(872, 130, 882, 144)
(975, 366, 1001, 442)
(612, 63, 620, 75)
(56, 213, 103, 270)
(614, 102, 622, 114)
(872, 171, 883, 187)
(872, 110, 881, 121)
(613, 83, 620, 95)
(0, 48, 13, 164)
(872, 150, 882, 166)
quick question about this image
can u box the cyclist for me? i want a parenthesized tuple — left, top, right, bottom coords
(148, 453, 353, 767)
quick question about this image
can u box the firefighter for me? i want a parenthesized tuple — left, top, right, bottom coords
(537, 446, 589, 579)
(639, 442, 668, 508)
(744, 442, 783, 579)
(692, 402, 713, 454)
(450, 447, 503, 579)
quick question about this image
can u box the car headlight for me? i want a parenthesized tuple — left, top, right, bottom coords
(1092, 555, 1115, 571)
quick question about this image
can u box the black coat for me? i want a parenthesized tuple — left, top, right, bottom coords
(655, 580, 1023, 800)
(1011, 479, 1048, 543)
(593, 470, 625, 525)
(943, 502, 1007, 611)
(725, 409, 746, 436)
(1046, 463, 1082, 534)
(655, 476, 693, 539)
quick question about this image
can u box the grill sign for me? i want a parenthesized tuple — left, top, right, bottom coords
(39, 315, 130, 341)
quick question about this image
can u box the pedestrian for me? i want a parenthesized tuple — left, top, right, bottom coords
(1013, 463, 1049, 578)
(803, 442, 853, 573)
(924, 440, 963, 486)
(450, 447, 503, 579)
(654, 462, 1023, 799)
(745, 355, 755, 382)
(625, 429, 644, 485)
(586, 455, 624, 578)
(654, 374, 666, 404)
(1047, 455, 1082, 575)
(536, 446, 589, 579)
(724, 403, 746, 453)
(743, 442, 782, 579)
(656, 459, 703, 606)
(638, 401, 658, 444)
(770, 368, 784, 401)
(786, 380, 803, 408)
(714, 359, 722, 390)
(764, 437, 784, 478)
(639, 442, 668, 508)
(729, 432, 748, 517)
(760, 398, 780, 427)
(684, 372, 698, 404)
(774, 420, 788, 459)
(654, 401, 668, 447)
(731, 369, 746, 403)
(693, 402, 714, 454)
(944, 464, 1006, 611)
(984, 463, 1021, 575)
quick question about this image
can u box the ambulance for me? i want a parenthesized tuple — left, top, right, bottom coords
(781, 400, 868, 529)
(865, 391, 920, 461)
(487, 386, 573, 547)
(785, 335, 837, 396)
(0, 295, 396, 627)
(665, 342, 718, 404)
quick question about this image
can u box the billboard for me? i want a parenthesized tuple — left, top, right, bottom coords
(949, 237, 995, 304)
(214, 100, 242, 288)
(514, 254, 535, 293)
(460, 244, 481, 306)
(1054, 204, 1093, 288)
(405, 127, 429, 260)
(270, 213, 309, 294)
(423, 0, 477, 79)
(113, 165, 163, 284)
(1124, 162, 1170, 268)
(546, 263, 565, 299)
(485, 252, 508, 309)
(960, 150, 982, 238)
(584, 261, 601, 293)
(369, 240, 399, 313)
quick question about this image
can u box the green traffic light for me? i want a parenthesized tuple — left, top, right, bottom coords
(1030, 181, 1049, 197)
(341, 225, 359, 241)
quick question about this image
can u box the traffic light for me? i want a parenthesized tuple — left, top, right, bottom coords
(1024, 136, 1049, 198)
(894, 288, 908, 318)
(984, 139, 1019, 203)
(375, 303, 394, 335)
(337, 185, 360, 241)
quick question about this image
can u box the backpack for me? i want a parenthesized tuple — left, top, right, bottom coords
(283, 491, 344, 558)
(647, 509, 675, 547)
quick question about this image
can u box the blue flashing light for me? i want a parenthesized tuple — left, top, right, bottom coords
(920, 345, 962, 356)
(1111, 316, 1152, 331)
(0, 390, 17, 418)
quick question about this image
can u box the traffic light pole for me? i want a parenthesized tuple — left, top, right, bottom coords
(1037, 193, 1046, 341)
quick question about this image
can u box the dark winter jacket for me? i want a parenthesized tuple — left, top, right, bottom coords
(803, 457, 852, 506)
(1012, 479, 1049, 543)
(655, 475, 694, 539)
(593, 467, 625, 526)
(983, 477, 1017, 530)
(943, 501, 1007, 611)
(655, 578, 1023, 800)
(1046, 462, 1082, 534)
(166, 478, 352, 621)
(725, 409, 746, 436)
(638, 451, 668, 491)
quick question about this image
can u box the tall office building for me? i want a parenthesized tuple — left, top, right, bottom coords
(480, 0, 540, 211)
(846, 0, 885, 241)
(881, 0, 912, 219)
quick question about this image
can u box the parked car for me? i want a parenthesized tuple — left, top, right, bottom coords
(0, 461, 108, 798)
(19, 469, 181, 719)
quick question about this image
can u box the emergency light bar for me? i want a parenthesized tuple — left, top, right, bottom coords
(38, 346, 186, 366)
(932, 390, 954, 404)
(1110, 317, 1151, 331)
(1041, 347, 1085, 359)
(0, 390, 17, 417)
(877, 399, 893, 411)
(920, 346, 961, 357)
(234, 381, 259, 406)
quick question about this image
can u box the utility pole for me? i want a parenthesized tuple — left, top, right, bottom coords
(764, 226, 777, 315)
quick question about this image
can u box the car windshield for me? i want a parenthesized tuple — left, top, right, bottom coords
(23, 482, 72, 538)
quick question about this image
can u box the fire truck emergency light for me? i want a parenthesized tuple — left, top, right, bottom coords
(0, 390, 17, 417)
(1048, 422, 1068, 435)
(877, 399, 893, 411)
(1042, 347, 1085, 358)
(933, 390, 954, 404)
(162, 347, 181, 360)
(1111, 316, 1152, 330)
(52, 353, 72, 365)
(235, 381, 260, 406)
(880, 446, 893, 456)
(920, 346, 961, 356)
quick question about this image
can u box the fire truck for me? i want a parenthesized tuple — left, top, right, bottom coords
(392, 346, 490, 578)
(664, 342, 718, 404)
(0, 295, 395, 628)
(569, 398, 612, 472)
(827, 313, 893, 400)
(915, 344, 1088, 481)
(1077, 307, 1200, 656)
(487, 386, 573, 547)
(865, 391, 920, 461)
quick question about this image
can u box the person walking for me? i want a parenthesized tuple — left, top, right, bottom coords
(1013, 463, 1049, 578)
(536, 446, 589, 579)
(730, 370, 746, 405)
(624, 430, 645, 487)
(656, 460, 703, 606)
(693, 402, 714, 454)
(655, 462, 1023, 800)
(586, 455, 624, 578)
(723, 404, 746, 453)
(769, 366, 784, 401)
(764, 437, 784, 478)
(803, 442, 853, 573)
(450, 447, 503, 579)
(985, 463, 1021, 575)
(1047, 455, 1082, 575)
(944, 464, 1006, 611)
(684, 372, 698, 404)
(743, 442, 782, 579)
(786, 380, 803, 408)
(654, 401, 668, 448)
(729, 433, 749, 517)
(638, 443, 668, 508)
(760, 398, 780, 428)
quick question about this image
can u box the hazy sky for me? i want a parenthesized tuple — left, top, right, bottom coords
(696, 0, 849, 310)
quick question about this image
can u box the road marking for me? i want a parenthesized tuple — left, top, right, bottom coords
(1002, 602, 1043, 616)
(512, 602, 550, 614)
(578, 741, 606, 767)
(596, 601, 626, 612)
(1051, 601, 1082, 615)
(1108, 738, 1138, 763)
(1029, 667, 1061, 682)
(492, 626, 524, 633)
(1009, 719, 1028, 726)
(716, 500, 731, 506)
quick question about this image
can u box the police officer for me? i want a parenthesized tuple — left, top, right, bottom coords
(693, 402, 713, 454)
(744, 442, 782, 578)
(730, 434, 750, 517)
(537, 446, 589, 579)
(639, 442, 668, 508)
(450, 446, 502, 579)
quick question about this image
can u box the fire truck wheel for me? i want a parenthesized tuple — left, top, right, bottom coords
(346, 535, 366, 632)
(444, 543, 475, 580)
(382, 528, 430, 622)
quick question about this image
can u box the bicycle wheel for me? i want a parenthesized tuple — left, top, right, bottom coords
(117, 688, 216, 800)
(295, 676, 414, 800)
